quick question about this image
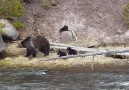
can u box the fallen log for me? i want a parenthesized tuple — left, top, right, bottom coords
(105, 52, 129, 59)
(50, 46, 97, 52)
(50, 42, 98, 52)
(38, 49, 129, 62)
(50, 42, 85, 48)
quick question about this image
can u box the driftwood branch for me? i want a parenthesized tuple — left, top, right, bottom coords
(69, 30, 77, 42)
(38, 49, 129, 62)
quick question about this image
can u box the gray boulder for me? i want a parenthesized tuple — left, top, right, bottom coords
(59, 31, 73, 43)
(0, 19, 19, 40)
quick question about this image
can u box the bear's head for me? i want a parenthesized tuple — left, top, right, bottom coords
(20, 37, 31, 48)
(59, 25, 68, 33)
(67, 47, 71, 50)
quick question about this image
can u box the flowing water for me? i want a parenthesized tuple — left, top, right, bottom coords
(0, 68, 129, 90)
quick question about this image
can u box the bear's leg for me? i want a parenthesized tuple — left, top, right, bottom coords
(44, 48, 49, 56)
(44, 51, 49, 56)
(39, 47, 49, 56)
(29, 47, 36, 57)
(26, 47, 36, 57)
(25, 48, 31, 57)
(32, 52, 36, 57)
(46, 45, 50, 55)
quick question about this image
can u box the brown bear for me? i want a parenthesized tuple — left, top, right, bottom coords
(20, 36, 50, 57)
(67, 47, 77, 55)
(59, 25, 69, 33)
(57, 49, 67, 57)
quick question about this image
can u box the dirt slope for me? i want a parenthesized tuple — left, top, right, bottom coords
(21, 0, 129, 46)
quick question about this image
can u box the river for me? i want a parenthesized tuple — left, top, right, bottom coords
(0, 68, 129, 90)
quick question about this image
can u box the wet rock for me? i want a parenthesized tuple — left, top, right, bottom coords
(0, 19, 19, 40)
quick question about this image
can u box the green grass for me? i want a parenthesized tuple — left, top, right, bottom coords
(13, 21, 25, 29)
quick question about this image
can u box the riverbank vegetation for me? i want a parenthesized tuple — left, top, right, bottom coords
(123, 2, 129, 28)
(0, 0, 24, 29)
(0, 23, 4, 35)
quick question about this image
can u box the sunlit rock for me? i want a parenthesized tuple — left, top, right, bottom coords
(0, 19, 19, 40)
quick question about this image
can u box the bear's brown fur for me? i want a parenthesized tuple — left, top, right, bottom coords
(67, 47, 77, 55)
(57, 49, 67, 57)
(21, 36, 50, 57)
